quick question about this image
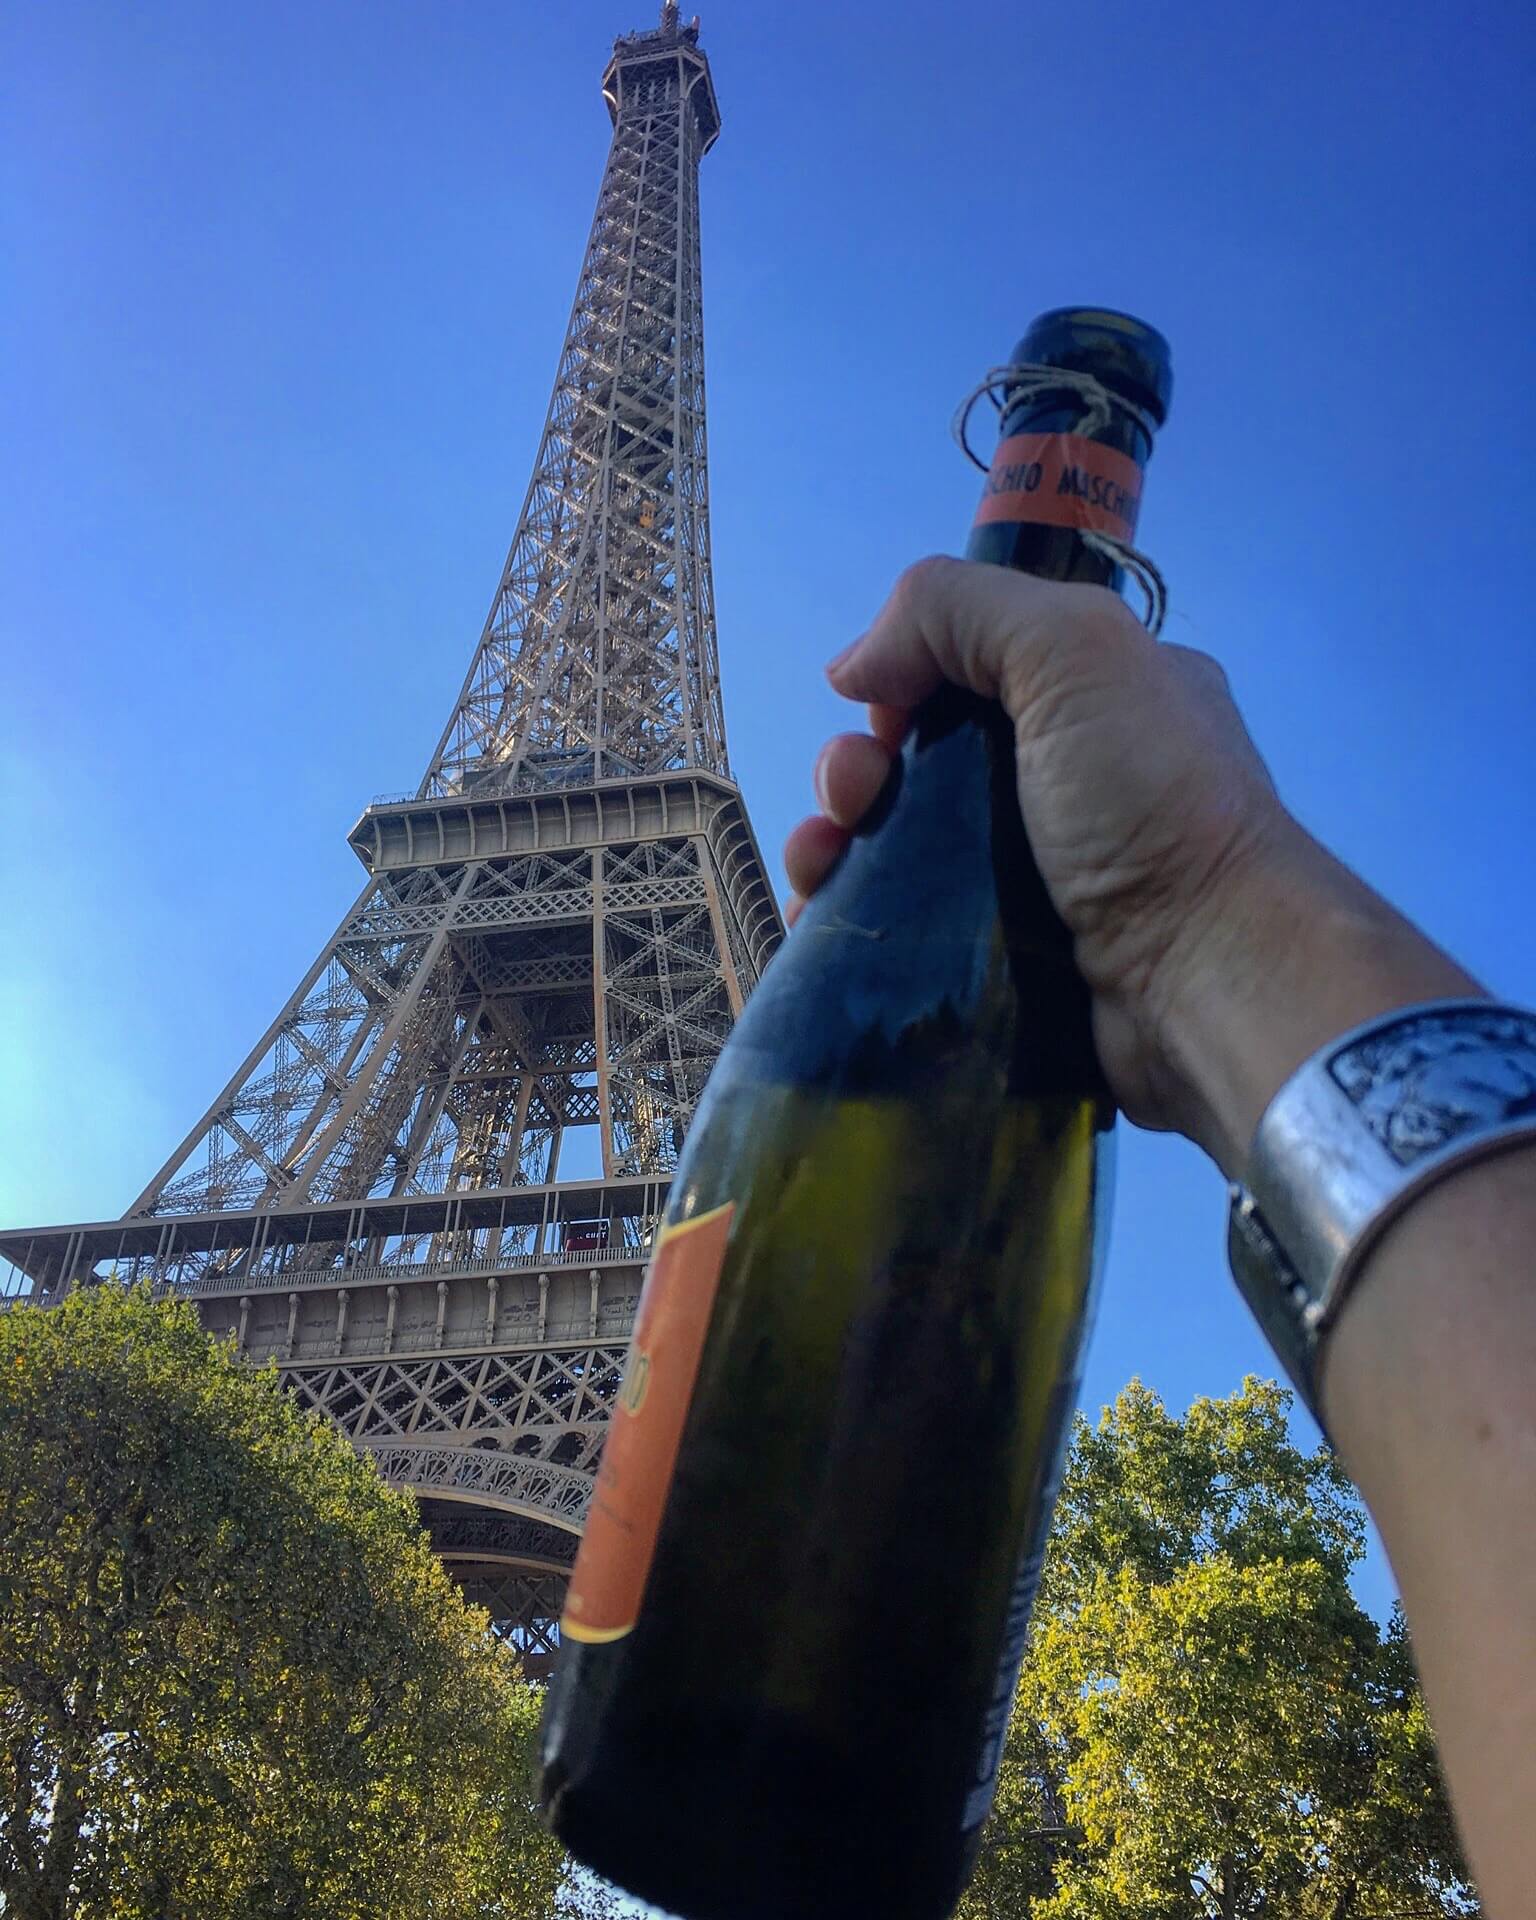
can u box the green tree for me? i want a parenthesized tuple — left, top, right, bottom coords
(0, 1283, 577, 1920)
(960, 1378, 1476, 1920)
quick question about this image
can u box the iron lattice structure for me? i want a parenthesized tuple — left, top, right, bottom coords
(1, 3, 780, 1671)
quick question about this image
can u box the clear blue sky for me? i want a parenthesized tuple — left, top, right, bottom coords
(3, 0, 1533, 1622)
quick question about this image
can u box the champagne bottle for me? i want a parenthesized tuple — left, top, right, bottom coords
(541, 307, 1173, 1920)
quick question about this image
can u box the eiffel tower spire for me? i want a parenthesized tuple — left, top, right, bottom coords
(426, 3, 726, 800)
(2, 10, 781, 1663)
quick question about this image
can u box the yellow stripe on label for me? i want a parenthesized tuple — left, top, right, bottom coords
(562, 1618, 636, 1646)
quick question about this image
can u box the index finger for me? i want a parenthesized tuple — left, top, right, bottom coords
(827, 554, 1148, 716)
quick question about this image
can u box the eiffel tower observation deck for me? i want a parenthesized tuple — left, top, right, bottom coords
(1, 2, 782, 1665)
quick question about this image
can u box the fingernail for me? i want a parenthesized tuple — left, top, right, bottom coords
(812, 743, 832, 813)
(825, 636, 863, 680)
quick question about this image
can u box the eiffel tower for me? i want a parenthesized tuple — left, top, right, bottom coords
(0, 2, 781, 1670)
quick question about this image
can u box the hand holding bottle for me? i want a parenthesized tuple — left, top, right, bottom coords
(544, 307, 1531, 1920)
(788, 556, 1478, 1172)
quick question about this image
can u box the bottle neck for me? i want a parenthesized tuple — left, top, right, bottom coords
(964, 385, 1155, 584)
(907, 376, 1160, 825)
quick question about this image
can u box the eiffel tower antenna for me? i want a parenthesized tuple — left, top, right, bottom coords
(2, 7, 781, 1665)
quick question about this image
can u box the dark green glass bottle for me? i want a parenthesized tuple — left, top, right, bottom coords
(540, 308, 1173, 1920)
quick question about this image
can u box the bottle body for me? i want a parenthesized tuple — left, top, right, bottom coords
(543, 696, 1111, 1920)
(541, 308, 1171, 1920)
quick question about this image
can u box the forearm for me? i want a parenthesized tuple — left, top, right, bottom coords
(1161, 823, 1532, 1913)
(1322, 1150, 1536, 1918)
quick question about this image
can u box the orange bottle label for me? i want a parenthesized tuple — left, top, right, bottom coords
(973, 431, 1142, 544)
(561, 1202, 734, 1644)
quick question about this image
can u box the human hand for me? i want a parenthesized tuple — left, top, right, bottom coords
(785, 557, 1475, 1170)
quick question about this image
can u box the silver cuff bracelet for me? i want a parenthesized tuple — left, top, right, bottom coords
(1227, 998, 1536, 1427)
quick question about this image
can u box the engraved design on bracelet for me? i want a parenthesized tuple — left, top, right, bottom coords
(1327, 1006, 1536, 1168)
(1228, 998, 1536, 1432)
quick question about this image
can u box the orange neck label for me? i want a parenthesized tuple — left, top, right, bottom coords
(561, 1202, 734, 1644)
(973, 432, 1142, 544)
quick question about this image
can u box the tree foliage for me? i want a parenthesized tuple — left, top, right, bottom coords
(1, 1290, 1476, 1920)
(960, 1378, 1477, 1920)
(0, 1283, 577, 1920)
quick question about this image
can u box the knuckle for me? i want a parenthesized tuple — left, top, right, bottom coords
(890, 553, 958, 615)
(1163, 643, 1232, 695)
(1057, 584, 1150, 658)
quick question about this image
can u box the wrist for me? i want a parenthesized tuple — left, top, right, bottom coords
(1152, 819, 1484, 1174)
